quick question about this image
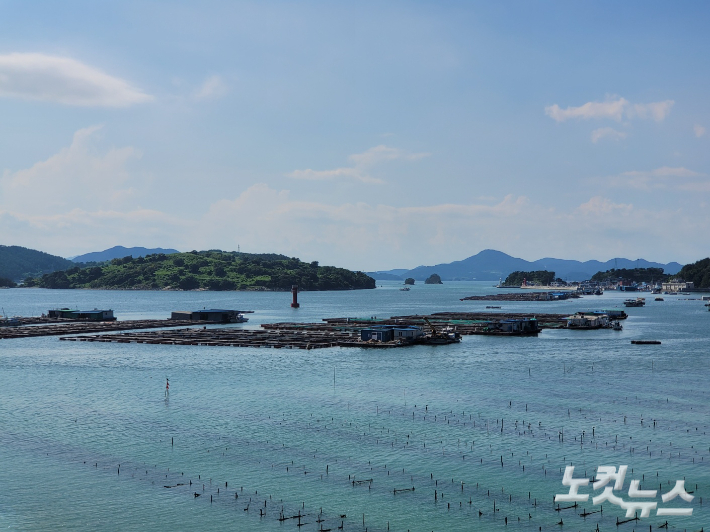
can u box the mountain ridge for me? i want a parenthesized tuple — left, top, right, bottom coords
(70, 246, 180, 263)
(0, 245, 75, 281)
(368, 249, 683, 282)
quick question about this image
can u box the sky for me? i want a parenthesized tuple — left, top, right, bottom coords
(0, 1, 708, 271)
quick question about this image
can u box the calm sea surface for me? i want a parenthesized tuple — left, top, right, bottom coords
(0, 282, 707, 531)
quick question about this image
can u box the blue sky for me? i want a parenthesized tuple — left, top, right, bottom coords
(1, 1, 708, 270)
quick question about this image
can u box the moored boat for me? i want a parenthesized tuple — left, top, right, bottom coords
(624, 298, 645, 307)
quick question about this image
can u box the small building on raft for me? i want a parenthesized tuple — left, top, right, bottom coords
(586, 309, 627, 320)
(565, 312, 609, 329)
(360, 325, 424, 342)
(170, 309, 249, 323)
(47, 308, 115, 321)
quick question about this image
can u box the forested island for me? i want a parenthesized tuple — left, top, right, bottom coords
(23, 250, 376, 291)
(502, 270, 558, 286)
(675, 258, 710, 288)
(590, 267, 669, 284)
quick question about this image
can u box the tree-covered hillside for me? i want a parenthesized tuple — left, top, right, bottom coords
(23, 250, 376, 291)
(503, 270, 556, 286)
(591, 267, 668, 284)
(674, 258, 710, 288)
(0, 245, 75, 281)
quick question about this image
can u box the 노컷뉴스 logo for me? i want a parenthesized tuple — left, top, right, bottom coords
(555, 466, 693, 517)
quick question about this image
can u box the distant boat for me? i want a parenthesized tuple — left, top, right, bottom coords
(400, 286, 410, 291)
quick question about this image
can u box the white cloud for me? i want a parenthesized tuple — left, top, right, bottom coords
(194, 186, 705, 270)
(287, 145, 429, 184)
(591, 127, 627, 143)
(545, 96, 674, 123)
(0, 53, 153, 107)
(694, 124, 706, 138)
(546, 98, 628, 122)
(0, 208, 186, 258)
(194, 75, 228, 100)
(0, 125, 145, 215)
(5, 177, 706, 270)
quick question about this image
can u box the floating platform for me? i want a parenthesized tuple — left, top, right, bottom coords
(0, 319, 199, 340)
(631, 340, 662, 345)
(460, 292, 580, 302)
(60, 327, 358, 349)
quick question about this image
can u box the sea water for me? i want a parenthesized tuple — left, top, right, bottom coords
(0, 282, 707, 531)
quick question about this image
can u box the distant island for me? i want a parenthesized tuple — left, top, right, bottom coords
(424, 273, 443, 284)
(23, 250, 376, 291)
(368, 249, 683, 282)
(70, 246, 180, 263)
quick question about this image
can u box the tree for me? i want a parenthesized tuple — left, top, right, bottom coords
(404, 278, 415, 285)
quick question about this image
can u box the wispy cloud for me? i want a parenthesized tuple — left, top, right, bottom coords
(591, 127, 627, 143)
(629, 100, 674, 122)
(694, 124, 706, 138)
(611, 166, 708, 191)
(0, 53, 153, 107)
(545, 96, 674, 123)
(287, 145, 430, 184)
(1, 125, 145, 215)
(195, 185, 702, 270)
(194, 75, 228, 101)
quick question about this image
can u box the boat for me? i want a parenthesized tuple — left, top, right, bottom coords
(612, 321, 623, 331)
(655, 297, 664, 301)
(400, 286, 410, 291)
(624, 298, 646, 307)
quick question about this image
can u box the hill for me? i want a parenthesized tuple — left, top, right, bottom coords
(71, 246, 180, 263)
(0, 245, 75, 281)
(591, 268, 669, 284)
(370, 249, 683, 282)
(24, 250, 376, 291)
(674, 257, 710, 288)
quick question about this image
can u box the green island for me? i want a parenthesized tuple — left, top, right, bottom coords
(590, 267, 669, 284)
(502, 270, 557, 286)
(23, 250, 376, 291)
(675, 257, 710, 288)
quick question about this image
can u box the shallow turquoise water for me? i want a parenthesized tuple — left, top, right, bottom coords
(0, 283, 707, 531)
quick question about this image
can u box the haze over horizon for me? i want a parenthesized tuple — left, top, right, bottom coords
(1, 2, 708, 271)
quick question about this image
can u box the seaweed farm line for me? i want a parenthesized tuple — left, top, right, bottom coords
(0, 283, 707, 531)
